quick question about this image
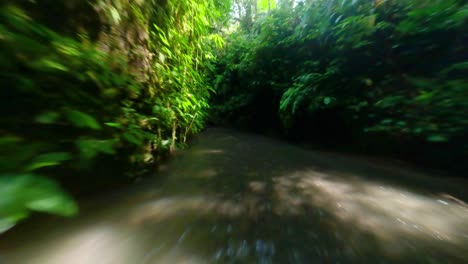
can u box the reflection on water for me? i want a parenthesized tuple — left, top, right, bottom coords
(0, 129, 467, 263)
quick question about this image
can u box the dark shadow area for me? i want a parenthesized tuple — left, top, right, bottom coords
(17, 0, 103, 40)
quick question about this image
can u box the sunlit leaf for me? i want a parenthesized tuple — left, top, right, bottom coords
(34, 59, 69, 72)
(110, 7, 121, 24)
(104, 122, 122, 128)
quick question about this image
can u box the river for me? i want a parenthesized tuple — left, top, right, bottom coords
(0, 128, 467, 263)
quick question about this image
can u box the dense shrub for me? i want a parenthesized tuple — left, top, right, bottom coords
(0, 0, 229, 231)
(210, 0, 468, 171)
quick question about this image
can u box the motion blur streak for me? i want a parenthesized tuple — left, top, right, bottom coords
(0, 129, 467, 263)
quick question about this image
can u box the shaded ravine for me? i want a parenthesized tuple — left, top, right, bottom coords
(0, 128, 467, 263)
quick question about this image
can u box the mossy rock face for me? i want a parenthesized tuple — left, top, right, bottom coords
(14, 0, 153, 82)
(93, 1, 152, 82)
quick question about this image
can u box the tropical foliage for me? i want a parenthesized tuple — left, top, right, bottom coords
(1, 0, 467, 232)
(0, 0, 229, 231)
(210, 0, 468, 168)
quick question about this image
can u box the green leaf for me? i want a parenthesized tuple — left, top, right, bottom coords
(258, 0, 276, 11)
(0, 174, 78, 233)
(35, 111, 60, 124)
(323, 97, 331, 105)
(109, 7, 121, 24)
(66, 110, 101, 130)
(76, 139, 116, 160)
(32, 59, 69, 72)
(381, 119, 393, 124)
(123, 132, 144, 146)
(427, 135, 448, 143)
(25, 152, 72, 171)
(104, 122, 122, 128)
(26, 195, 77, 216)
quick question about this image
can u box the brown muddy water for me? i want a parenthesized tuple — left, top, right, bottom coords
(0, 128, 467, 264)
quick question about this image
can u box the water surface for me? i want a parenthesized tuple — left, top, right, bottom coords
(1, 128, 467, 263)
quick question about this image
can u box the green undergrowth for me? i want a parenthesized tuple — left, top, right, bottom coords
(0, 0, 229, 231)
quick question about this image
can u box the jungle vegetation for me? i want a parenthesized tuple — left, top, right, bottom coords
(0, 0, 467, 231)
(210, 0, 468, 171)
